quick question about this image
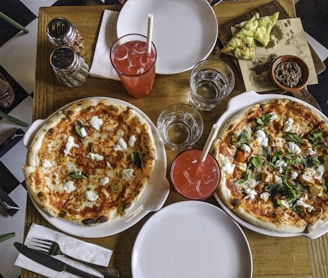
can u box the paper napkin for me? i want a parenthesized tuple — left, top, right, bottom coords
(15, 223, 112, 278)
(89, 10, 120, 80)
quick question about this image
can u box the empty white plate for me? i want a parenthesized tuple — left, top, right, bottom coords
(132, 201, 252, 278)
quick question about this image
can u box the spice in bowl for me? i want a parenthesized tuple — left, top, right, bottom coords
(270, 55, 309, 92)
(274, 60, 302, 87)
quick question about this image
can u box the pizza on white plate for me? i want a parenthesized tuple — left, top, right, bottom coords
(213, 98, 328, 233)
(23, 98, 156, 225)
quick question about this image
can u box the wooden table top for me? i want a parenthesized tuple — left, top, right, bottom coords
(22, 0, 327, 277)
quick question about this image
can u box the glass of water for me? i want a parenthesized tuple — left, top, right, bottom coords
(189, 59, 235, 111)
(156, 103, 203, 150)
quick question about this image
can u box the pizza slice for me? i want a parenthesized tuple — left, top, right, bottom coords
(221, 14, 259, 60)
(254, 12, 279, 47)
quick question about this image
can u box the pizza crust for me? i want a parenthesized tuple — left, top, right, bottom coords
(214, 98, 328, 234)
(24, 98, 157, 225)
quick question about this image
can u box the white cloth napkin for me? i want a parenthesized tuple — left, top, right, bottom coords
(89, 10, 120, 80)
(15, 223, 112, 278)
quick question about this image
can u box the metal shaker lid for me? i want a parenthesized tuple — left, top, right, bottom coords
(47, 17, 76, 45)
(50, 46, 80, 74)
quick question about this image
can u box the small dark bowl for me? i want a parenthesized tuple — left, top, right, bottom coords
(270, 55, 309, 93)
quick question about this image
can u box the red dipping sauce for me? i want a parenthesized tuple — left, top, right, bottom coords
(170, 149, 220, 200)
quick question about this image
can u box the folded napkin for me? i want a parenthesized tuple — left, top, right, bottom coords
(15, 223, 112, 278)
(90, 10, 120, 80)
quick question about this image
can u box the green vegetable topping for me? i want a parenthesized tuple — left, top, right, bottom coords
(75, 120, 86, 138)
(307, 130, 323, 146)
(284, 133, 304, 144)
(237, 132, 249, 147)
(236, 168, 252, 185)
(254, 113, 273, 130)
(250, 156, 264, 169)
(68, 170, 87, 179)
(131, 152, 142, 168)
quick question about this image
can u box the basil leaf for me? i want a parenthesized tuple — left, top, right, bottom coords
(237, 132, 249, 147)
(236, 168, 252, 184)
(250, 156, 264, 169)
(254, 113, 272, 130)
(131, 152, 142, 168)
(75, 120, 86, 138)
(68, 170, 87, 179)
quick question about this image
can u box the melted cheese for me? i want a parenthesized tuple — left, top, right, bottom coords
(90, 116, 103, 131)
(64, 136, 79, 156)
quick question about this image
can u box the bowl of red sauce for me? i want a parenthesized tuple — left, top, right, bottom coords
(170, 149, 221, 200)
(270, 55, 309, 92)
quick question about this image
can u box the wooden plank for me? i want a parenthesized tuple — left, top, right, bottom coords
(216, 0, 325, 75)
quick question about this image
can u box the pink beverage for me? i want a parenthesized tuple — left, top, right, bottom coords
(170, 149, 221, 200)
(110, 34, 156, 98)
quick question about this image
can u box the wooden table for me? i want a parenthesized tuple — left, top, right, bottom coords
(22, 0, 328, 277)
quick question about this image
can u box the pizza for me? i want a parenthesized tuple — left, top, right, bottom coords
(221, 12, 279, 60)
(213, 98, 328, 233)
(23, 98, 156, 225)
(221, 14, 259, 60)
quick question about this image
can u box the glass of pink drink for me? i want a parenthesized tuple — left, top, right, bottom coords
(110, 34, 157, 98)
(170, 149, 221, 200)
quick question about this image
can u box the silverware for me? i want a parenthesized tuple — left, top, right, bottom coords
(0, 185, 19, 216)
(30, 238, 120, 278)
(14, 242, 101, 278)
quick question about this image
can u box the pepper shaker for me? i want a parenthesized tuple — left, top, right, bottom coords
(50, 46, 89, 87)
(47, 17, 85, 55)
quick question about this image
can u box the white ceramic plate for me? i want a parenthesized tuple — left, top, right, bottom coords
(23, 97, 170, 238)
(117, 0, 218, 75)
(213, 91, 328, 239)
(132, 201, 252, 278)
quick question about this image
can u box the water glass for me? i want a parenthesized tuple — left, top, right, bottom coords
(156, 103, 203, 150)
(110, 33, 157, 98)
(189, 59, 235, 111)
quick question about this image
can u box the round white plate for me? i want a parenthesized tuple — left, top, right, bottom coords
(213, 90, 328, 239)
(117, 0, 218, 75)
(23, 97, 170, 238)
(132, 201, 252, 278)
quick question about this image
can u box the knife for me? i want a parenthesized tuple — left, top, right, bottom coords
(14, 242, 102, 278)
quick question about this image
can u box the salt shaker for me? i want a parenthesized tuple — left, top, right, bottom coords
(47, 17, 85, 55)
(50, 46, 89, 87)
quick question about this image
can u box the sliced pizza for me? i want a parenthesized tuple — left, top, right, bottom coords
(221, 14, 259, 60)
(213, 98, 328, 234)
(24, 98, 157, 225)
(222, 12, 280, 59)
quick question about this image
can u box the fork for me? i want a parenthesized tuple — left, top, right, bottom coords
(30, 238, 120, 278)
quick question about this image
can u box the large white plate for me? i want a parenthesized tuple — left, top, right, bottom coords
(132, 201, 252, 278)
(213, 91, 328, 239)
(117, 0, 218, 75)
(23, 97, 170, 238)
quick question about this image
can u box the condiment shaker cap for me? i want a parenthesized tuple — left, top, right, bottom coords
(50, 46, 80, 75)
(47, 17, 77, 46)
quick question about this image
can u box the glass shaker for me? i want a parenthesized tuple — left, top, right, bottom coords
(47, 17, 85, 55)
(50, 46, 89, 87)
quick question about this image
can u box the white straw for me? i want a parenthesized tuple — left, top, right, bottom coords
(200, 123, 220, 162)
(146, 13, 154, 54)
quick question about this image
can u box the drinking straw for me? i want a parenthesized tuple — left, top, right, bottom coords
(0, 12, 29, 33)
(146, 13, 154, 54)
(200, 123, 220, 162)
